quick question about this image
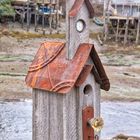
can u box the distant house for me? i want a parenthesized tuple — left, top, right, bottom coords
(95, 0, 140, 5)
(104, 0, 140, 44)
(104, 0, 140, 17)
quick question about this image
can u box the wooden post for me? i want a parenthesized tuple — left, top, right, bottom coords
(124, 16, 129, 45)
(21, 7, 25, 28)
(42, 0, 45, 34)
(103, 0, 110, 41)
(136, 14, 140, 45)
(27, 0, 30, 31)
(136, 6, 140, 45)
(55, 0, 60, 33)
(116, 19, 120, 42)
(34, 1, 38, 32)
(49, 0, 53, 34)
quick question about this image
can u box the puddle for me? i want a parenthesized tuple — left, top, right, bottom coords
(0, 101, 140, 140)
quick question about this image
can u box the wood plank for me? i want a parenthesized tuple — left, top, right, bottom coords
(116, 19, 120, 42)
(33, 89, 80, 140)
(33, 89, 50, 140)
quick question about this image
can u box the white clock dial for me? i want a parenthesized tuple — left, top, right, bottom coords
(76, 20, 85, 32)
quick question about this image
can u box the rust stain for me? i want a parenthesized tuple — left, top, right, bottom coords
(69, 0, 94, 18)
(26, 42, 93, 94)
(29, 42, 65, 72)
(25, 42, 110, 94)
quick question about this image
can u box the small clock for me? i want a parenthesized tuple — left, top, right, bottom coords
(76, 19, 86, 32)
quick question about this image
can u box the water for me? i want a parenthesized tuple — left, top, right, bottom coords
(101, 102, 140, 139)
(0, 101, 32, 140)
(0, 101, 140, 140)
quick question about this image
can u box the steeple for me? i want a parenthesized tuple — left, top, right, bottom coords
(66, 0, 94, 59)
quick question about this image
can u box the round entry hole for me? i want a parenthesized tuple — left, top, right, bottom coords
(83, 84, 92, 95)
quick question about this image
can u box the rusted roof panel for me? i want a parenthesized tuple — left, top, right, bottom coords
(26, 42, 93, 94)
(90, 46, 110, 91)
(26, 42, 110, 93)
(69, 0, 94, 18)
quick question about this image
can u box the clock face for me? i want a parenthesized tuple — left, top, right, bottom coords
(76, 20, 85, 32)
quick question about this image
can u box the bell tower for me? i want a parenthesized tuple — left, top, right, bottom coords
(66, 0, 94, 59)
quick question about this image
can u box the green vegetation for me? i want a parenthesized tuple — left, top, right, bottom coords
(0, 0, 15, 17)
(0, 29, 100, 39)
(10, 31, 66, 39)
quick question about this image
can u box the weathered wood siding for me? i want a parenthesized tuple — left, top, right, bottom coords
(33, 72, 100, 140)
(67, 2, 90, 59)
(33, 88, 79, 140)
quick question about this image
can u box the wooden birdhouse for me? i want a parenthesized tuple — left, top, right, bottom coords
(25, 0, 110, 140)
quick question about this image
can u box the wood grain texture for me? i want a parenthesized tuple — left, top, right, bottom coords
(67, 2, 90, 59)
(33, 89, 49, 140)
(33, 88, 80, 140)
(32, 57, 101, 140)
(66, 0, 75, 59)
(32, 0, 101, 139)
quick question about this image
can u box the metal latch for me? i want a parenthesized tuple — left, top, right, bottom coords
(88, 118, 104, 132)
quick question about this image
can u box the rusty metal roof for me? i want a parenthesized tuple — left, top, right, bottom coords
(90, 45, 110, 91)
(69, 0, 94, 18)
(25, 42, 110, 94)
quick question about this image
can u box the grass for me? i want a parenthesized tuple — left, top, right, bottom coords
(10, 31, 66, 39)
(89, 32, 102, 39)
(0, 27, 101, 40)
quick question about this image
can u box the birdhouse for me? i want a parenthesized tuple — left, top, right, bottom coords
(25, 0, 110, 140)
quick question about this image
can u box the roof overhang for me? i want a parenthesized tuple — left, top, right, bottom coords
(25, 42, 110, 94)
